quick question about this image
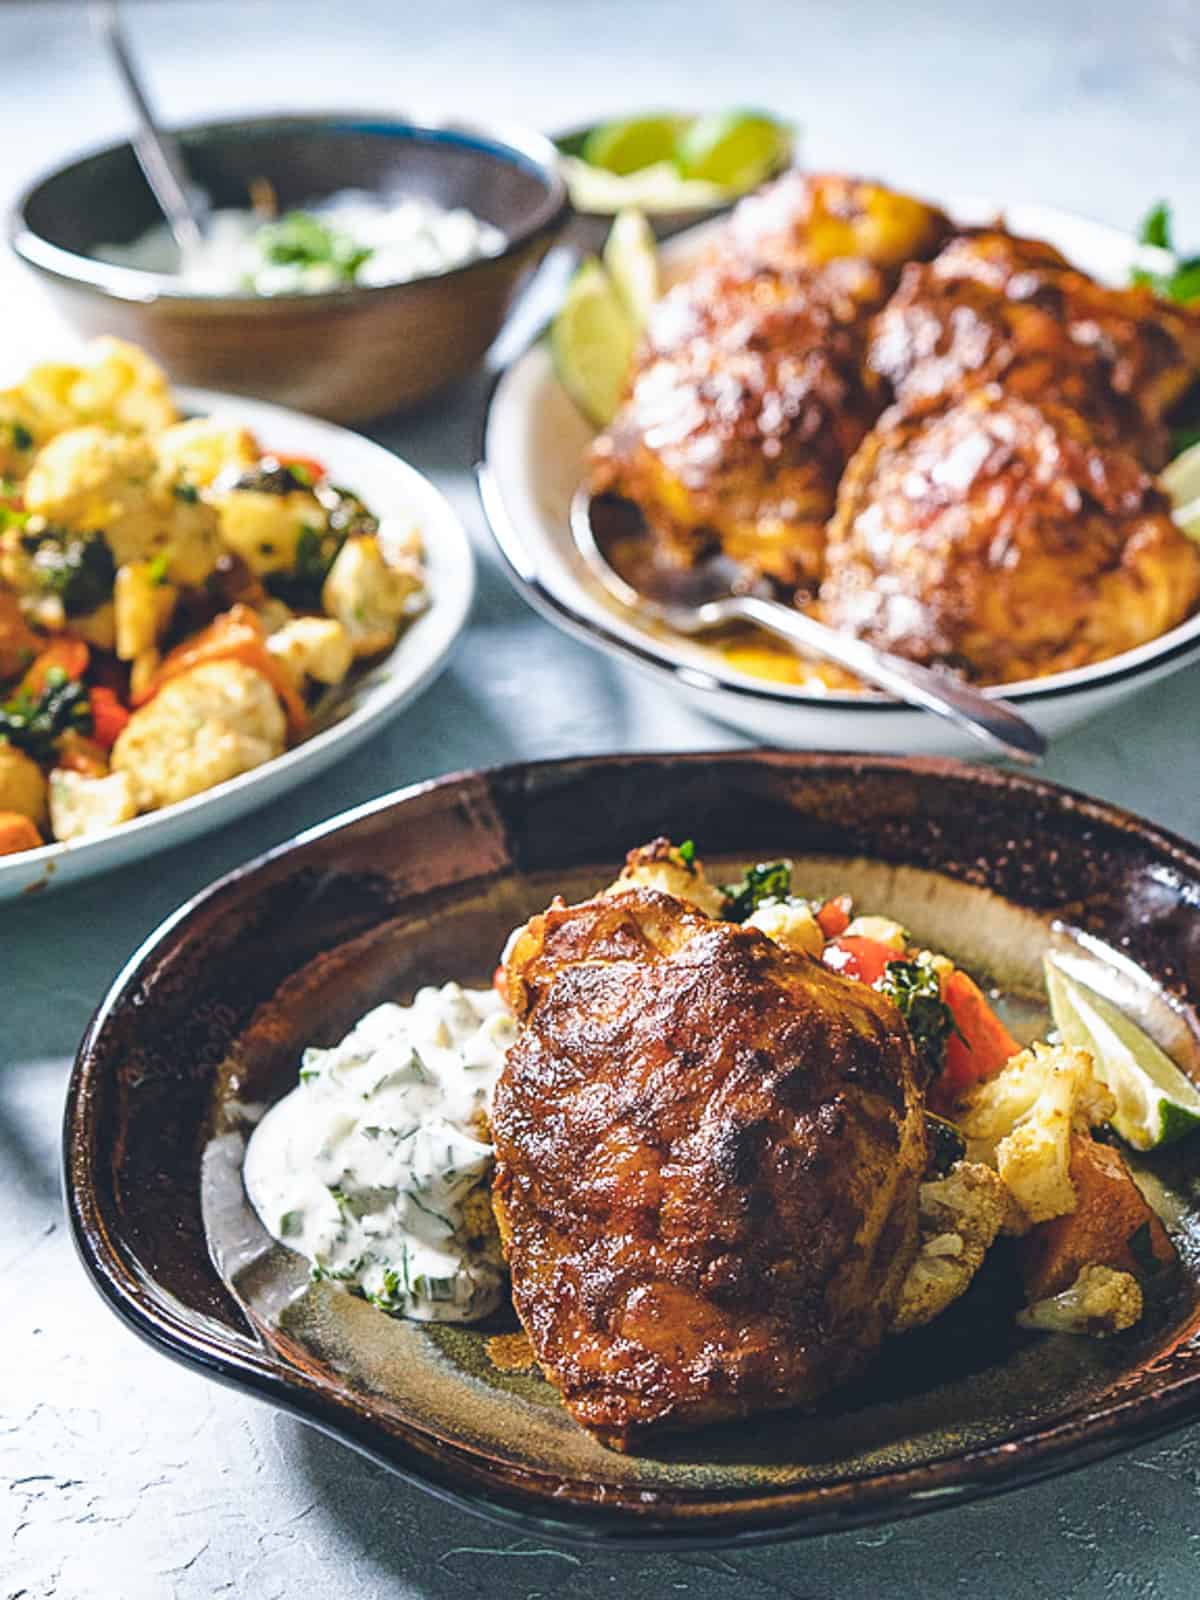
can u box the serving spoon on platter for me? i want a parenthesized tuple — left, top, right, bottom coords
(91, 0, 209, 254)
(570, 488, 1047, 766)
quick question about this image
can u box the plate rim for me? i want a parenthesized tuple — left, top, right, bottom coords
(475, 199, 1200, 716)
(64, 750, 1200, 1550)
(2, 385, 476, 899)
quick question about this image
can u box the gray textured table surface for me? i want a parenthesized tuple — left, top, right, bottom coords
(5, 3, 1200, 1596)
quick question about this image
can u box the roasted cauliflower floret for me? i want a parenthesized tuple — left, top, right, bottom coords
(744, 897, 824, 957)
(1016, 1263, 1143, 1336)
(890, 1159, 1009, 1333)
(0, 742, 48, 826)
(606, 836, 728, 919)
(154, 417, 258, 489)
(958, 1042, 1116, 1226)
(111, 659, 286, 811)
(113, 561, 177, 661)
(321, 534, 425, 657)
(215, 483, 326, 576)
(48, 767, 138, 841)
(23, 426, 220, 586)
(265, 616, 354, 688)
(66, 338, 177, 434)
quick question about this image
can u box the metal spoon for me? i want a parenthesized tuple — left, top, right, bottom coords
(91, 0, 208, 255)
(571, 489, 1047, 766)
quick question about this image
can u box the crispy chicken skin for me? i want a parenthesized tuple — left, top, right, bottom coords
(716, 171, 953, 278)
(869, 231, 1200, 465)
(819, 386, 1200, 682)
(490, 887, 927, 1451)
(588, 174, 952, 593)
(589, 263, 886, 589)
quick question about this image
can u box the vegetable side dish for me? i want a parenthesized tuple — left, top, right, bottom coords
(0, 338, 427, 856)
(245, 838, 1193, 1454)
(572, 174, 1200, 687)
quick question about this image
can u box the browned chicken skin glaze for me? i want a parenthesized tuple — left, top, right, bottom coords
(490, 887, 927, 1451)
(589, 175, 952, 593)
(869, 230, 1200, 466)
(588, 177, 1200, 682)
(819, 385, 1200, 682)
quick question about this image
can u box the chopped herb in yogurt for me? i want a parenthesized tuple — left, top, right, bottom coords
(243, 982, 516, 1322)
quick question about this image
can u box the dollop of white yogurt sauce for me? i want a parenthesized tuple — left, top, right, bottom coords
(243, 982, 516, 1322)
(96, 189, 506, 295)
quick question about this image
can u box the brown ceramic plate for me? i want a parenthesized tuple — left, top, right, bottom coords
(65, 753, 1200, 1550)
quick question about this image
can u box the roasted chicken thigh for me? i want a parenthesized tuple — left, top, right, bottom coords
(819, 386, 1200, 682)
(490, 887, 927, 1450)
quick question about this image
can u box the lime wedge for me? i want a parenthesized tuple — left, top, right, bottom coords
(1043, 955, 1200, 1149)
(550, 259, 636, 426)
(602, 209, 659, 332)
(1162, 440, 1200, 541)
(675, 110, 791, 191)
(582, 115, 685, 176)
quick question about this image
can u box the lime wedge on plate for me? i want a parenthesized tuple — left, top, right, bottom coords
(1043, 955, 1200, 1149)
(675, 110, 791, 190)
(551, 259, 636, 427)
(582, 115, 685, 176)
(1162, 440, 1200, 540)
(602, 209, 659, 332)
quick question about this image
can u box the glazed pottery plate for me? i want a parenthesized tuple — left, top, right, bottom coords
(66, 753, 1200, 1548)
(1, 388, 474, 901)
(477, 203, 1200, 756)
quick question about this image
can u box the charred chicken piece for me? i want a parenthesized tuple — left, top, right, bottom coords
(869, 231, 1200, 466)
(818, 385, 1200, 684)
(715, 171, 953, 278)
(490, 887, 928, 1451)
(589, 262, 887, 590)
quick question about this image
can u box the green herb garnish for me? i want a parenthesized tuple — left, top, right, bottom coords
(0, 667, 92, 761)
(172, 480, 199, 504)
(256, 210, 373, 284)
(876, 954, 962, 1079)
(10, 422, 33, 452)
(1132, 202, 1200, 304)
(721, 859, 792, 921)
(20, 526, 114, 616)
(677, 838, 696, 866)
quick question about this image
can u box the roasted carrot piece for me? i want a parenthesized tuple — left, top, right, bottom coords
(134, 603, 307, 733)
(0, 592, 38, 681)
(1020, 1134, 1175, 1302)
(20, 636, 89, 696)
(0, 811, 42, 854)
(939, 969, 1020, 1097)
(88, 686, 130, 749)
(55, 730, 110, 776)
(815, 894, 852, 940)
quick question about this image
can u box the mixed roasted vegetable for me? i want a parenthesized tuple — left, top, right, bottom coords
(605, 840, 1197, 1340)
(0, 338, 427, 856)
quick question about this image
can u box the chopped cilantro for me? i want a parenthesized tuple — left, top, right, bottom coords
(876, 954, 962, 1079)
(10, 422, 33, 452)
(172, 480, 200, 504)
(1132, 202, 1200, 304)
(20, 526, 114, 615)
(279, 1210, 303, 1238)
(256, 210, 373, 284)
(721, 859, 792, 921)
(0, 668, 92, 761)
(677, 838, 696, 865)
(146, 551, 170, 586)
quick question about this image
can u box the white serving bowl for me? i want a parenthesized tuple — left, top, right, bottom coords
(478, 200, 1200, 756)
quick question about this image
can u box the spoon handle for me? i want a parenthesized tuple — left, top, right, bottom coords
(730, 594, 1046, 765)
(91, 1, 206, 254)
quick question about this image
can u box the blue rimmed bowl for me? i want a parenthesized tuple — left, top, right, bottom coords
(9, 112, 569, 423)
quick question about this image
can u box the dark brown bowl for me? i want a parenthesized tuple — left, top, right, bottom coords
(64, 753, 1200, 1549)
(10, 114, 569, 423)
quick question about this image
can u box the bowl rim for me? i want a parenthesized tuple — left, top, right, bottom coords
(474, 194, 1200, 715)
(63, 750, 1200, 1550)
(8, 110, 570, 307)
